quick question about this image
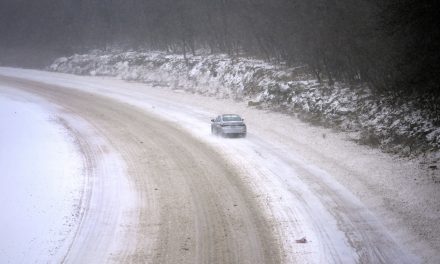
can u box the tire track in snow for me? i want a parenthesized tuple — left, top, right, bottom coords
(0, 76, 282, 264)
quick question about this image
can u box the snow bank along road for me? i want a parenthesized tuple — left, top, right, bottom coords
(0, 68, 438, 263)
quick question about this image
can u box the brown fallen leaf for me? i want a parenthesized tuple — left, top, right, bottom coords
(295, 237, 307, 243)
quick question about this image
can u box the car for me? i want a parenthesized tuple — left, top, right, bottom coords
(211, 114, 247, 138)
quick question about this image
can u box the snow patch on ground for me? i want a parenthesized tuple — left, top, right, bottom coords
(0, 87, 83, 263)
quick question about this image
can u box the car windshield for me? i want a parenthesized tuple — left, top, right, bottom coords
(222, 115, 242, 122)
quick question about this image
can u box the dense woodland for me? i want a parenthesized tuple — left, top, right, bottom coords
(1, 0, 439, 99)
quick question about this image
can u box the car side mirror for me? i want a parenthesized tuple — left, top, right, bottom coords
(211, 119, 215, 122)
(241, 118, 244, 121)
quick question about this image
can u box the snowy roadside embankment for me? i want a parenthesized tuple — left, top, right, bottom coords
(0, 84, 139, 263)
(48, 50, 440, 157)
(0, 89, 83, 263)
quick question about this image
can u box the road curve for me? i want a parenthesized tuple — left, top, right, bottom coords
(0, 77, 281, 263)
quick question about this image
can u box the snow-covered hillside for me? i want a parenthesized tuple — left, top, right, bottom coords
(49, 50, 440, 158)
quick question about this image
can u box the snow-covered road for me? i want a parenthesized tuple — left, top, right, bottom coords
(0, 68, 438, 263)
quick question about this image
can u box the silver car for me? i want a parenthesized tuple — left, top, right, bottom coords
(211, 114, 247, 137)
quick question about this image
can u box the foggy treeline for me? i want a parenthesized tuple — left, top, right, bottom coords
(1, 0, 439, 97)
